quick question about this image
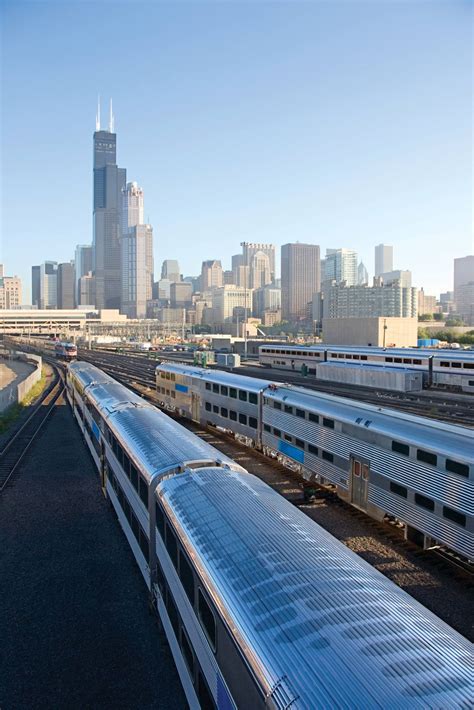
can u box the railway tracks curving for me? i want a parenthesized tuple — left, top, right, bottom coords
(0, 366, 65, 492)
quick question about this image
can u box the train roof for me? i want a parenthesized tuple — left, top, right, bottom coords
(259, 344, 474, 361)
(71, 361, 242, 481)
(265, 385, 473, 461)
(159, 468, 472, 709)
(157, 362, 271, 392)
(69, 360, 116, 388)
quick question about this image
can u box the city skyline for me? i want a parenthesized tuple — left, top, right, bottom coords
(1, 1, 472, 301)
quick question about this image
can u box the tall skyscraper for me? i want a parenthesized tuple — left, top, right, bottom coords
(374, 244, 393, 277)
(357, 261, 369, 286)
(93, 99, 126, 310)
(161, 260, 181, 282)
(201, 260, 224, 290)
(453, 255, 474, 325)
(325, 249, 358, 286)
(0, 272, 22, 309)
(75, 245, 93, 304)
(31, 265, 41, 307)
(122, 181, 144, 232)
(281, 243, 320, 322)
(39, 261, 58, 309)
(121, 224, 154, 318)
(241, 242, 275, 289)
(57, 262, 75, 309)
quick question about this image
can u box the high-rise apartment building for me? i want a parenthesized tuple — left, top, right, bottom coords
(323, 283, 417, 319)
(374, 244, 393, 278)
(122, 181, 144, 232)
(253, 284, 281, 318)
(0, 273, 22, 309)
(212, 286, 253, 324)
(201, 260, 224, 290)
(453, 256, 474, 324)
(75, 245, 93, 305)
(418, 288, 437, 316)
(57, 262, 75, 309)
(325, 249, 358, 286)
(241, 242, 275, 289)
(31, 265, 41, 307)
(453, 255, 474, 290)
(281, 243, 320, 322)
(161, 260, 181, 283)
(379, 270, 412, 288)
(93, 101, 126, 309)
(121, 225, 153, 318)
(170, 282, 193, 308)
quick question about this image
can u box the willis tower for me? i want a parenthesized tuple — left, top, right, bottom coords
(93, 98, 126, 309)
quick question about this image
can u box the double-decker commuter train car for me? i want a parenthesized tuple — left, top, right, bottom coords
(156, 363, 474, 561)
(68, 361, 471, 709)
(258, 344, 474, 393)
(54, 341, 77, 360)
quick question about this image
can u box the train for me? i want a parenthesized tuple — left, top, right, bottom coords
(54, 341, 77, 360)
(67, 360, 471, 709)
(258, 344, 474, 393)
(155, 363, 473, 561)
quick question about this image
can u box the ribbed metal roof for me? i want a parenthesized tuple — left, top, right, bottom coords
(69, 360, 117, 389)
(159, 468, 472, 709)
(157, 362, 270, 392)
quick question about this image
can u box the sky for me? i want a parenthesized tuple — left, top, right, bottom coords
(1, 0, 472, 303)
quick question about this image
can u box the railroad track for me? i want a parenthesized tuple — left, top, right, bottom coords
(0, 366, 65, 492)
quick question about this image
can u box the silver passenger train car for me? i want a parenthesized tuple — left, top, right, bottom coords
(68, 361, 472, 709)
(258, 344, 474, 393)
(156, 363, 474, 560)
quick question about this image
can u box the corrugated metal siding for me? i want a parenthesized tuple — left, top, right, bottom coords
(159, 469, 472, 709)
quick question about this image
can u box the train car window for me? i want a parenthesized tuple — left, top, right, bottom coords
(442, 507, 466, 528)
(122, 497, 131, 523)
(198, 589, 216, 650)
(249, 417, 258, 429)
(273, 428, 281, 437)
(180, 626, 195, 679)
(239, 413, 247, 425)
(165, 372, 171, 380)
(361, 356, 368, 361)
(322, 451, 334, 463)
(122, 453, 131, 479)
(131, 512, 139, 541)
(295, 438, 305, 449)
(353, 355, 360, 360)
(229, 388, 237, 399)
(205, 383, 211, 390)
(415, 493, 435, 511)
(212, 384, 219, 393)
(221, 385, 228, 396)
(462, 362, 474, 368)
(263, 423, 271, 433)
(205, 402, 211, 412)
(165, 590, 180, 638)
(238, 390, 248, 401)
(284, 434, 293, 442)
(451, 362, 462, 368)
(284, 405, 293, 414)
(197, 670, 216, 710)
(394, 358, 402, 363)
(165, 523, 178, 568)
(403, 359, 412, 364)
(171, 391, 176, 399)
(330, 354, 337, 359)
(213, 405, 219, 414)
(155, 503, 165, 538)
(139, 528, 149, 561)
(220, 407, 228, 418)
(416, 449, 437, 467)
(308, 413, 319, 423)
(249, 393, 258, 404)
(296, 409, 305, 418)
(413, 359, 422, 365)
(308, 444, 318, 456)
(440, 362, 449, 367)
(229, 410, 237, 421)
(385, 357, 393, 363)
(392, 441, 409, 456)
(171, 374, 176, 381)
(274, 402, 282, 410)
(445, 459, 469, 477)
(179, 551, 195, 605)
(323, 418, 334, 429)
(139, 476, 148, 507)
(390, 482, 407, 498)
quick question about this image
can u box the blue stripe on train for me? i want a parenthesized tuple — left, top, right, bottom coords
(278, 439, 304, 464)
(91, 420, 101, 442)
(175, 384, 188, 393)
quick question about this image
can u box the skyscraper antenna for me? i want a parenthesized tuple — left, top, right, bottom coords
(109, 98, 115, 133)
(96, 94, 101, 131)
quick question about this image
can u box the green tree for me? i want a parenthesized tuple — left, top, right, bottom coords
(433, 312, 444, 321)
(418, 313, 433, 321)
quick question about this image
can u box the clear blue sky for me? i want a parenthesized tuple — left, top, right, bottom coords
(1, 0, 472, 302)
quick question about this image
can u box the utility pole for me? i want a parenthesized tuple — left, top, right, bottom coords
(383, 318, 387, 349)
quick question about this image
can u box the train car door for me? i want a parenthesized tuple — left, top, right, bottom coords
(191, 393, 200, 423)
(350, 456, 369, 511)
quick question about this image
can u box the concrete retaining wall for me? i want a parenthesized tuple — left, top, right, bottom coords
(0, 352, 43, 413)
